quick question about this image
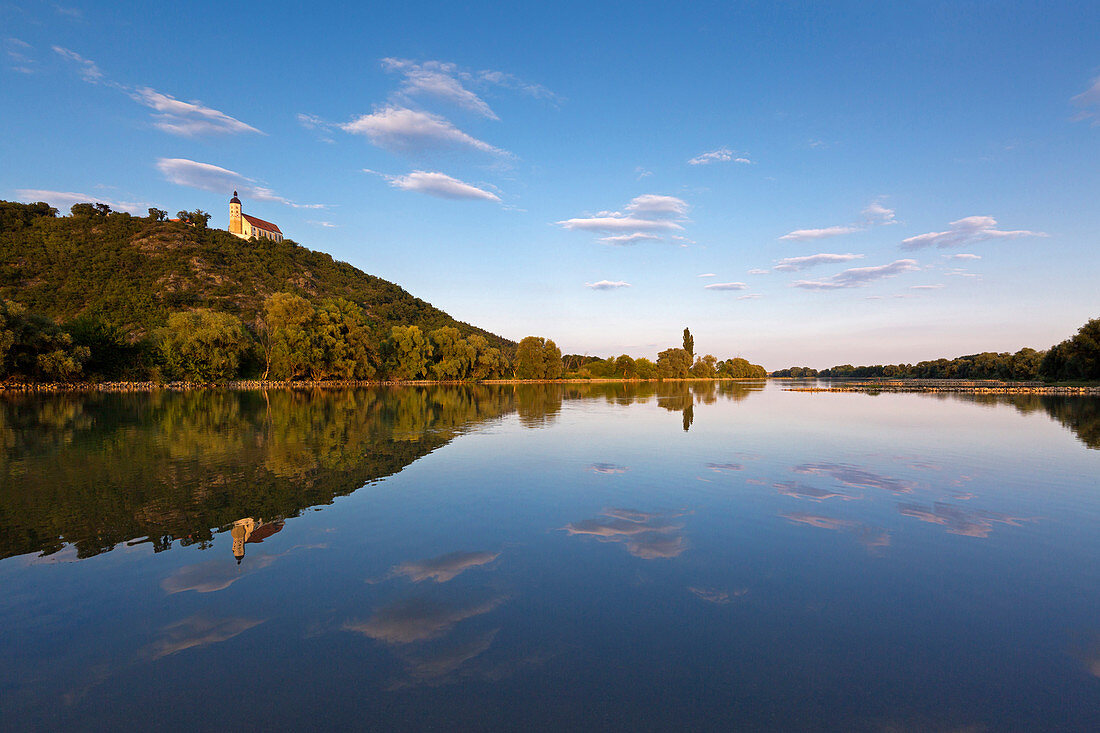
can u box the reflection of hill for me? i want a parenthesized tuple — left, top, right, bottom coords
(0, 382, 763, 561)
(953, 393, 1100, 450)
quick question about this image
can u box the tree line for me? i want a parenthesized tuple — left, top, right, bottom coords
(564, 328, 767, 380)
(770, 316, 1100, 382)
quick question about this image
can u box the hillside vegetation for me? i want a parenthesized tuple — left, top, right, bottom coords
(0, 201, 510, 350)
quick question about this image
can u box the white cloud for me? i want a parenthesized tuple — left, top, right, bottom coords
(780, 200, 896, 241)
(373, 169, 500, 202)
(1071, 76, 1100, 125)
(624, 194, 689, 218)
(130, 87, 262, 136)
(792, 259, 919, 290)
(476, 69, 560, 103)
(910, 284, 945, 290)
(779, 225, 860, 241)
(586, 280, 631, 290)
(945, 253, 981, 260)
(635, 166, 653, 179)
(382, 58, 498, 119)
(774, 253, 864, 272)
(341, 105, 506, 156)
(600, 233, 663, 245)
(53, 47, 259, 136)
(738, 294, 763, 300)
(747, 268, 769, 275)
(862, 201, 896, 225)
(901, 216, 1046, 250)
(697, 273, 717, 278)
(52, 45, 101, 81)
(704, 282, 748, 291)
(688, 146, 752, 165)
(5, 38, 36, 74)
(558, 194, 689, 243)
(308, 220, 338, 228)
(15, 189, 146, 214)
(156, 158, 324, 209)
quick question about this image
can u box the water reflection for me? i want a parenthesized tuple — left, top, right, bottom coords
(782, 512, 891, 554)
(563, 508, 688, 559)
(345, 596, 505, 645)
(774, 481, 859, 502)
(0, 382, 759, 561)
(146, 615, 265, 660)
(793, 462, 916, 494)
(388, 550, 500, 583)
(896, 502, 1031, 538)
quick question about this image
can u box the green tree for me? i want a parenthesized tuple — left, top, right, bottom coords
(514, 336, 563, 379)
(384, 325, 430, 380)
(0, 300, 90, 380)
(657, 347, 692, 378)
(691, 354, 717, 378)
(313, 297, 375, 380)
(683, 327, 694, 358)
(176, 210, 211, 230)
(614, 354, 636, 379)
(543, 339, 563, 379)
(262, 293, 318, 380)
(468, 334, 505, 380)
(635, 357, 658, 380)
(1040, 317, 1100, 381)
(157, 309, 250, 381)
(147, 208, 168, 222)
(429, 326, 474, 380)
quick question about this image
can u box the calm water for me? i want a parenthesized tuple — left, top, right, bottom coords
(2, 382, 1098, 731)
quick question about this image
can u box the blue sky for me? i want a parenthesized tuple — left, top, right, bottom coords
(2, 0, 1098, 367)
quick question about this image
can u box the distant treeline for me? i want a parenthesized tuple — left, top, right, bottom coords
(563, 328, 767, 380)
(771, 317, 1100, 382)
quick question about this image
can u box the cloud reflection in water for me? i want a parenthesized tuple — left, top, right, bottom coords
(563, 508, 687, 559)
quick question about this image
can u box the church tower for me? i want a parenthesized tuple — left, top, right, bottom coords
(229, 191, 242, 235)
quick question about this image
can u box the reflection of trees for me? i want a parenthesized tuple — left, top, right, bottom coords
(954, 394, 1100, 450)
(0, 381, 765, 561)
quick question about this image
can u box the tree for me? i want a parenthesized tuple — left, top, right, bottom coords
(468, 334, 505, 380)
(384, 325, 430, 380)
(147, 208, 168, 222)
(514, 336, 562, 379)
(0, 300, 90, 380)
(614, 354, 636, 379)
(691, 354, 717, 378)
(683, 327, 694, 358)
(313, 297, 375, 380)
(262, 293, 318, 380)
(635, 357, 658, 380)
(657, 348, 692, 378)
(157, 309, 250, 381)
(70, 203, 98, 218)
(1040, 317, 1100, 381)
(94, 203, 112, 216)
(176, 210, 211, 230)
(429, 326, 474, 380)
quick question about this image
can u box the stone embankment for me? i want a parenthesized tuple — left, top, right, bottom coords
(785, 380, 1100, 395)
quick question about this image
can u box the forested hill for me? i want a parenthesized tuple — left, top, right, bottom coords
(0, 201, 511, 350)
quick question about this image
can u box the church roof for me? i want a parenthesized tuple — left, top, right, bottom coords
(242, 213, 282, 234)
(230, 190, 241, 205)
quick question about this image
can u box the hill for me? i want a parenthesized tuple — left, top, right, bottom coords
(0, 201, 511, 351)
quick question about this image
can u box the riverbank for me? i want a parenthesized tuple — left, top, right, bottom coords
(784, 379, 1100, 395)
(0, 377, 767, 394)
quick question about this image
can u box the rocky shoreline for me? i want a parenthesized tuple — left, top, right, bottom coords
(784, 380, 1100, 395)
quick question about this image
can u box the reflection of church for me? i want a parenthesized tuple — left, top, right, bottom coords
(230, 517, 284, 564)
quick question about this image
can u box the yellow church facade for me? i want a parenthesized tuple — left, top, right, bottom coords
(229, 191, 283, 242)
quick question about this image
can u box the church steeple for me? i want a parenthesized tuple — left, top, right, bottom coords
(229, 191, 243, 235)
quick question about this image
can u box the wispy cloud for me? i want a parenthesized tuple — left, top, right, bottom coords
(1071, 75, 1100, 126)
(52, 45, 101, 81)
(945, 253, 981, 260)
(5, 37, 36, 74)
(773, 253, 864, 272)
(704, 282, 748, 291)
(792, 259, 919, 290)
(308, 220, 338, 228)
(366, 169, 500, 202)
(586, 280, 631, 290)
(747, 268, 769, 275)
(156, 158, 324, 209)
(688, 146, 752, 165)
(53, 46, 260, 136)
(780, 201, 896, 241)
(382, 58, 499, 119)
(15, 188, 147, 214)
(779, 224, 860, 241)
(901, 216, 1046, 250)
(738, 294, 763, 300)
(558, 194, 688, 244)
(130, 87, 262, 136)
(341, 105, 506, 156)
(697, 273, 717, 278)
(910, 284, 945, 290)
(600, 232, 663, 245)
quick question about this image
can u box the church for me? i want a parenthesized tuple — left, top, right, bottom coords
(228, 191, 283, 242)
